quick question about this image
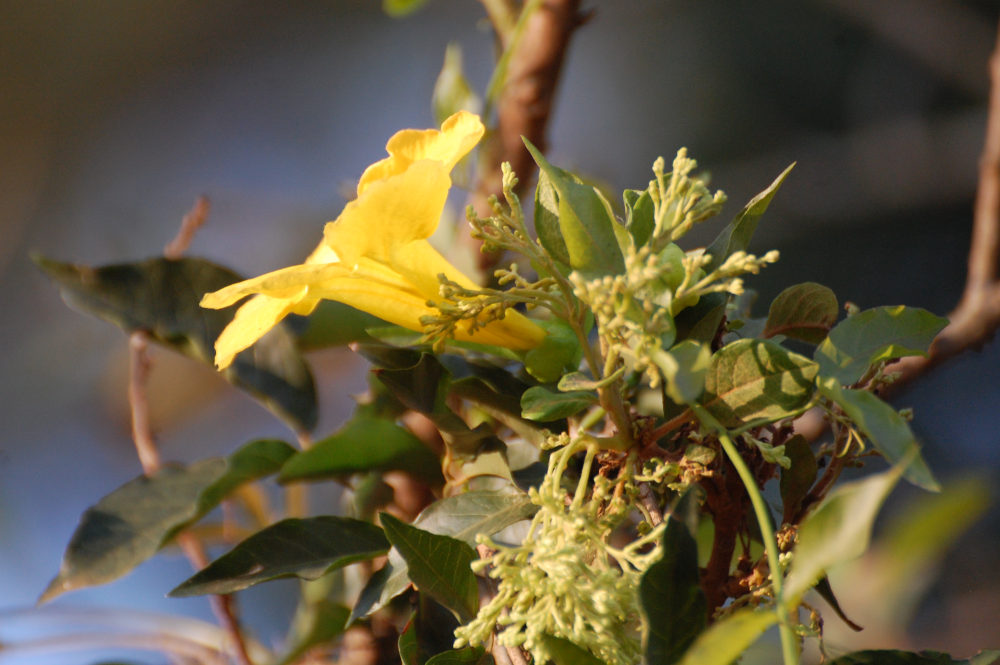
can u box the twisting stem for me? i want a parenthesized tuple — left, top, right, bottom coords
(692, 405, 799, 665)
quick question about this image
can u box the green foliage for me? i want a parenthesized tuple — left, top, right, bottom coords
(675, 608, 777, 665)
(169, 516, 389, 596)
(40, 439, 294, 603)
(827, 651, 1000, 665)
(764, 282, 838, 343)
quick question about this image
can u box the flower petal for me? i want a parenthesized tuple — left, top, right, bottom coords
(356, 110, 484, 195)
(322, 160, 451, 263)
(213, 293, 308, 370)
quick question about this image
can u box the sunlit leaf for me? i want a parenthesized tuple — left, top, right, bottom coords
(534, 167, 572, 267)
(432, 43, 481, 126)
(675, 607, 777, 665)
(764, 282, 838, 343)
(40, 439, 294, 603)
(817, 378, 938, 491)
(279, 416, 442, 484)
(379, 513, 478, 622)
(524, 318, 582, 383)
(524, 139, 625, 277)
(624, 188, 656, 248)
(814, 306, 948, 385)
(702, 338, 818, 427)
(34, 254, 317, 431)
(169, 516, 389, 596)
(653, 340, 711, 406)
(784, 465, 904, 604)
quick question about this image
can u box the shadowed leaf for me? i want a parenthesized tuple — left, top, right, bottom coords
(40, 439, 294, 603)
(539, 635, 609, 665)
(34, 254, 317, 431)
(764, 282, 838, 343)
(828, 650, 1000, 665)
(780, 434, 818, 523)
(521, 386, 596, 421)
(170, 516, 389, 596)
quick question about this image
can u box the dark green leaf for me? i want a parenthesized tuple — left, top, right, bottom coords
(425, 646, 488, 665)
(702, 339, 818, 427)
(704, 163, 794, 271)
(524, 139, 625, 277)
(624, 188, 656, 248)
(673, 292, 727, 345)
(779, 434, 818, 523)
(784, 465, 903, 603)
(814, 576, 863, 632)
(399, 613, 420, 665)
(276, 601, 350, 665)
(539, 635, 609, 665)
(379, 513, 478, 622)
(814, 306, 948, 385)
(520, 386, 596, 422)
(279, 416, 442, 484)
(828, 650, 1000, 665)
(676, 608, 777, 665)
(40, 439, 294, 603)
(524, 318, 583, 384)
(818, 378, 938, 491)
(640, 492, 707, 664)
(33, 254, 316, 431)
(351, 490, 533, 623)
(169, 516, 389, 596)
(296, 300, 384, 349)
(764, 282, 838, 343)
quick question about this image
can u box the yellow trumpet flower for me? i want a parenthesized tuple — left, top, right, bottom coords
(201, 111, 546, 369)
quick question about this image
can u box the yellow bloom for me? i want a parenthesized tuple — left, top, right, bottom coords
(201, 111, 546, 369)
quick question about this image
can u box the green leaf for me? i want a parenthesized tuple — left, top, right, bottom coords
(524, 317, 583, 384)
(624, 188, 656, 248)
(640, 492, 707, 664)
(784, 465, 904, 604)
(814, 305, 948, 385)
(432, 43, 481, 126)
(382, 0, 430, 17)
(169, 516, 389, 596)
(534, 167, 572, 267)
(817, 378, 938, 491)
(673, 292, 727, 345)
(764, 282, 838, 343)
(296, 300, 384, 349)
(399, 613, 420, 665)
(676, 608, 777, 665)
(350, 489, 534, 623)
(539, 634, 609, 665)
(779, 434, 818, 523)
(520, 386, 596, 421)
(39, 439, 294, 603)
(704, 163, 794, 271)
(33, 254, 317, 431)
(279, 416, 442, 484)
(524, 139, 625, 277)
(379, 513, 479, 622)
(425, 647, 488, 665)
(653, 340, 711, 406)
(827, 650, 1000, 665)
(701, 339, 818, 427)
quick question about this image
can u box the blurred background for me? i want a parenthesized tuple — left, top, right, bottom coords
(2, 1, 999, 662)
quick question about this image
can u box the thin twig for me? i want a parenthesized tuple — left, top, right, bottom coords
(164, 196, 210, 259)
(472, 0, 585, 273)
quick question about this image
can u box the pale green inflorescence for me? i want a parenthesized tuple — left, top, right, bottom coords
(454, 434, 664, 665)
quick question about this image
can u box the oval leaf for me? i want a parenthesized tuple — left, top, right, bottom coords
(34, 254, 317, 431)
(279, 416, 442, 483)
(814, 305, 948, 385)
(521, 386, 596, 422)
(764, 282, 838, 343)
(784, 465, 904, 604)
(817, 378, 938, 491)
(702, 339, 818, 427)
(40, 439, 295, 603)
(379, 513, 478, 622)
(170, 516, 389, 597)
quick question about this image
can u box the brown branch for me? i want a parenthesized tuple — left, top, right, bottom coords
(472, 0, 586, 273)
(164, 196, 210, 260)
(886, 18, 1000, 389)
